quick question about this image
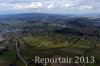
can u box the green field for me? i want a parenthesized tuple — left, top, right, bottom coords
(0, 48, 16, 65)
(18, 32, 100, 66)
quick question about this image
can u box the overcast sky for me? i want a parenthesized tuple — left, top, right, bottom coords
(0, 0, 100, 15)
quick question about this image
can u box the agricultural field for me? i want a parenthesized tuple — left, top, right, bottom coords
(0, 13, 100, 66)
(17, 31, 100, 66)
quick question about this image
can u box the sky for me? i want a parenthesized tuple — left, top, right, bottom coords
(0, 0, 100, 15)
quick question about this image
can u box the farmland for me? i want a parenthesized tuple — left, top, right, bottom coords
(0, 13, 100, 66)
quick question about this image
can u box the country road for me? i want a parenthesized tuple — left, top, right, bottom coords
(14, 38, 28, 66)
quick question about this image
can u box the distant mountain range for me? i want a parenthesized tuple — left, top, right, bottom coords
(0, 13, 100, 23)
(0, 13, 100, 27)
(0, 13, 67, 23)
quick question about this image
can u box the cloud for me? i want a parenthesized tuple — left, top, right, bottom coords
(79, 5, 93, 11)
(0, 3, 15, 10)
(47, 4, 54, 9)
(0, 0, 100, 14)
(14, 2, 43, 9)
(64, 4, 73, 8)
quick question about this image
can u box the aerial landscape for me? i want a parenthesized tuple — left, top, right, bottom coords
(0, 0, 100, 66)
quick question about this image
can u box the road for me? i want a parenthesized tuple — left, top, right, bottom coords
(14, 38, 28, 66)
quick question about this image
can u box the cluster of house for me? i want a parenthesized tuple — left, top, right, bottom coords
(0, 35, 7, 54)
(0, 35, 4, 42)
(49, 23, 67, 28)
